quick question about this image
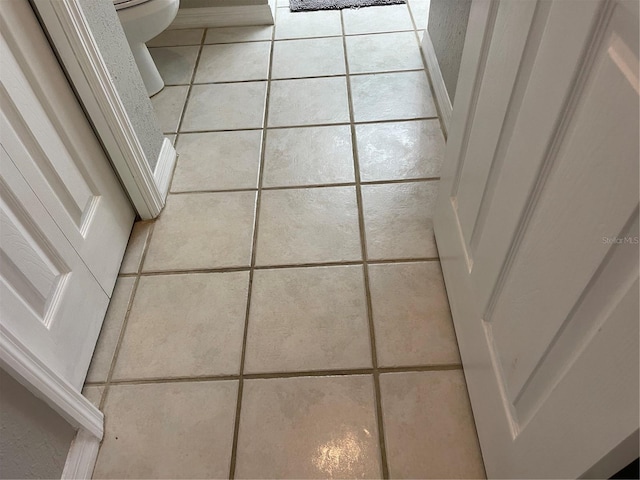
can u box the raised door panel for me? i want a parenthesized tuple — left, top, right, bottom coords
(0, 1, 134, 294)
(1, 147, 109, 390)
(434, 0, 639, 477)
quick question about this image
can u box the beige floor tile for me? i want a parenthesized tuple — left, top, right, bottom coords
(149, 46, 199, 85)
(244, 266, 371, 373)
(172, 131, 262, 192)
(268, 77, 350, 127)
(343, 5, 414, 34)
(205, 25, 273, 44)
(356, 119, 445, 181)
(94, 380, 238, 479)
(119, 221, 153, 274)
(263, 125, 354, 187)
(346, 32, 423, 74)
(275, 9, 342, 39)
(85, 278, 136, 383)
(82, 386, 104, 409)
(272, 37, 345, 79)
(255, 187, 361, 266)
(150, 85, 189, 133)
(369, 262, 460, 366)
(194, 42, 271, 83)
(143, 192, 256, 271)
(181, 82, 266, 131)
(147, 28, 204, 47)
(112, 272, 248, 380)
(235, 375, 381, 478)
(380, 371, 486, 479)
(362, 182, 438, 259)
(409, 0, 431, 30)
(351, 71, 437, 122)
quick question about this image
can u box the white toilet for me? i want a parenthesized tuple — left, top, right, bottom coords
(114, 0, 179, 96)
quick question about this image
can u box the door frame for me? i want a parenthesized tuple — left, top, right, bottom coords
(33, 0, 175, 221)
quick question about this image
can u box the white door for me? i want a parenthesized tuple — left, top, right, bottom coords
(0, 1, 135, 390)
(434, 0, 639, 478)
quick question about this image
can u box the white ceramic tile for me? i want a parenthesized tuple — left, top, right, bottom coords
(149, 46, 199, 85)
(369, 262, 461, 366)
(147, 28, 204, 47)
(85, 278, 136, 383)
(272, 37, 345, 79)
(343, 4, 414, 34)
(181, 82, 267, 131)
(256, 186, 361, 265)
(205, 25, 273, 44)
(362, 182, 438, 259)
(351, 71, 437, 122)
(112, 272, 249, 380)
(172, 130, 262, 192)
(150, 85, 188, 133)
(82, 386, 104, 409)
(244, 265, 371, 373)
(346, 32, 423, 74)
(268, 77, 349, 127)
(356, 119, 445, 181)
(275, 9, 342, 39)
(263, 125, 354, 187)
(235, 375, 381, 478)
(380, 371, 486, 479)
(195, 42, 271, 83)
(94, 381, 238, 478)
(119, 221, 153, 274)
(143, 192, 256, 271)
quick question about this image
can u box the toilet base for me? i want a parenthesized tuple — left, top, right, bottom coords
(130, 42, 164, 96)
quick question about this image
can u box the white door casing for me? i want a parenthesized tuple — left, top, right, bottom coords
(434, 0, 639, 478)
(0, 0, 134, 390)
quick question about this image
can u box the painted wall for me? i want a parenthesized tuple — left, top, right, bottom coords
(0, 369, 76, 479)
(427, 0, 472, 102)
(77, 0, 165, 170)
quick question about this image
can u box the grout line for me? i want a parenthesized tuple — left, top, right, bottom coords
(97, 219, 157, 411)
(166, 115, 439, 136)
(125, 256, 442, 279)
(164, 67, 427, 87)
(139, 266, 252, 276)
(340, 10, 390, 479)
(155, 27, 424, 49)
(85, 363, 463, 387)
(167, 177, 440, 196)
(228, 10, 277, 478)
(163, 29, 208, 194)
(173, 29, 208, 135)
(154, 25, 424, 48)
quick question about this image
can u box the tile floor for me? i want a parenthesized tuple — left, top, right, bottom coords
(84, 1, 486, 478)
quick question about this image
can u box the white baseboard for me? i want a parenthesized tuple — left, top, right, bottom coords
(153, 137, 177, 203)
(62, 429, 101, 480)
(169, 5, 274, 29)
(421, 31, 453, 135)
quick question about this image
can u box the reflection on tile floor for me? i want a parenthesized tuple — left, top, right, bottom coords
(87, 1, 485, 478)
